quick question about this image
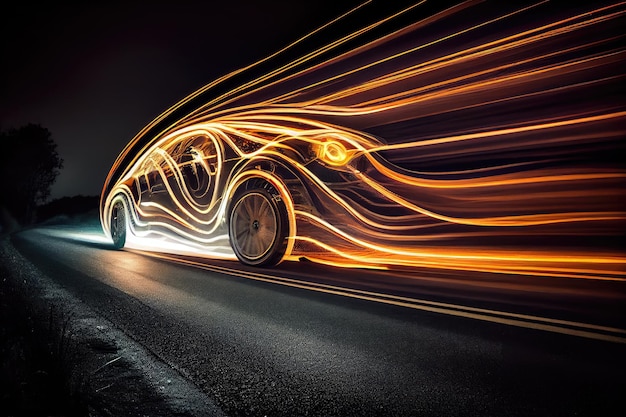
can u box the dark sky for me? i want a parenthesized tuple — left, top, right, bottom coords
(1, 0, 363, 199)
(3, 1, 620, 201)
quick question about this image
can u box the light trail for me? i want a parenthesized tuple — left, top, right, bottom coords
(100, 1, 625, 277)
(131, 250, 626, 344)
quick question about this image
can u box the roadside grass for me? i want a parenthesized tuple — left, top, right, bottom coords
(0, 210, 218, 417)
(0, 233, 202, 417)
(0, 270, 89, 416)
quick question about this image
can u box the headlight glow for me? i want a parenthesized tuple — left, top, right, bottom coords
(317, 140, 351, 166)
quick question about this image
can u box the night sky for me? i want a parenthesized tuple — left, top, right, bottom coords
(2, 1, 621, 201)
(1, 0, 363, 199)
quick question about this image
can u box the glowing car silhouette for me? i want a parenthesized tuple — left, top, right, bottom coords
(100, 113, 396, 267)
(99, 0, 625, 274)
(99, 107, 626, 272)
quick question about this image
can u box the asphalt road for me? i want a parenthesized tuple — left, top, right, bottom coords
(11, 223, 626, 417)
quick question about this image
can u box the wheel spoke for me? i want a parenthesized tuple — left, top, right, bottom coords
(251, 194, 262, 217)
(236, 227, 249, 244)
(243, 231, 255, 255)
(242, 197, 254, 221)
(257, 225, 275, 248)
(258, 199, 270, 222)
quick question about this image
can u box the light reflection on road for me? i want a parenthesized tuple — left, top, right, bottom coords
(114, 244, 624, 344)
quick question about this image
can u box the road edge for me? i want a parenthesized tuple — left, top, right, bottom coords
(1, 234, 226, 417)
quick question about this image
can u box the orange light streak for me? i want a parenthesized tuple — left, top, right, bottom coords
(132, 250, 626, 343)
(100, 1, 625, 279)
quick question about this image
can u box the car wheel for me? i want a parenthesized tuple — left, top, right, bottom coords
(111, 199, 127, 249)
(228, 185, 289, 266)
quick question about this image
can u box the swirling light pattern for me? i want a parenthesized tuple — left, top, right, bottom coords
(101, 1, 625, 279)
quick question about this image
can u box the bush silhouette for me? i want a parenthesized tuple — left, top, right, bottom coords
(0, 124, 63, 224)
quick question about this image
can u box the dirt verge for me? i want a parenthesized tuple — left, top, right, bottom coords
(1, 234, 224, 417)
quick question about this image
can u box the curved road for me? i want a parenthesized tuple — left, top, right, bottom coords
(11, 223, 626, 417)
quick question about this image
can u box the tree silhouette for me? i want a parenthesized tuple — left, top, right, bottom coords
(0, 124, 64, 224)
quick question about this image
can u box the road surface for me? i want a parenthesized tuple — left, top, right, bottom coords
(10, 223, 626, 417)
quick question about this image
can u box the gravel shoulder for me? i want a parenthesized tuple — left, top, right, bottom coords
(1, 232, 225, 417)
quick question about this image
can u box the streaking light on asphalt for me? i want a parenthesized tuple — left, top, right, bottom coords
(37, 229, 112, 245)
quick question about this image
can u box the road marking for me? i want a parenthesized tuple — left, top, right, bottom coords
(131, 250, 626, 344)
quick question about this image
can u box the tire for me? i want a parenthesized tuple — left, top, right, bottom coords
(110, 199, 127, 249)
(228, 185, 289, 266)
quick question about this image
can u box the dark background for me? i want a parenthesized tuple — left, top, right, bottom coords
(1, 0, 368, 199)
(2, 1, 620, 204)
